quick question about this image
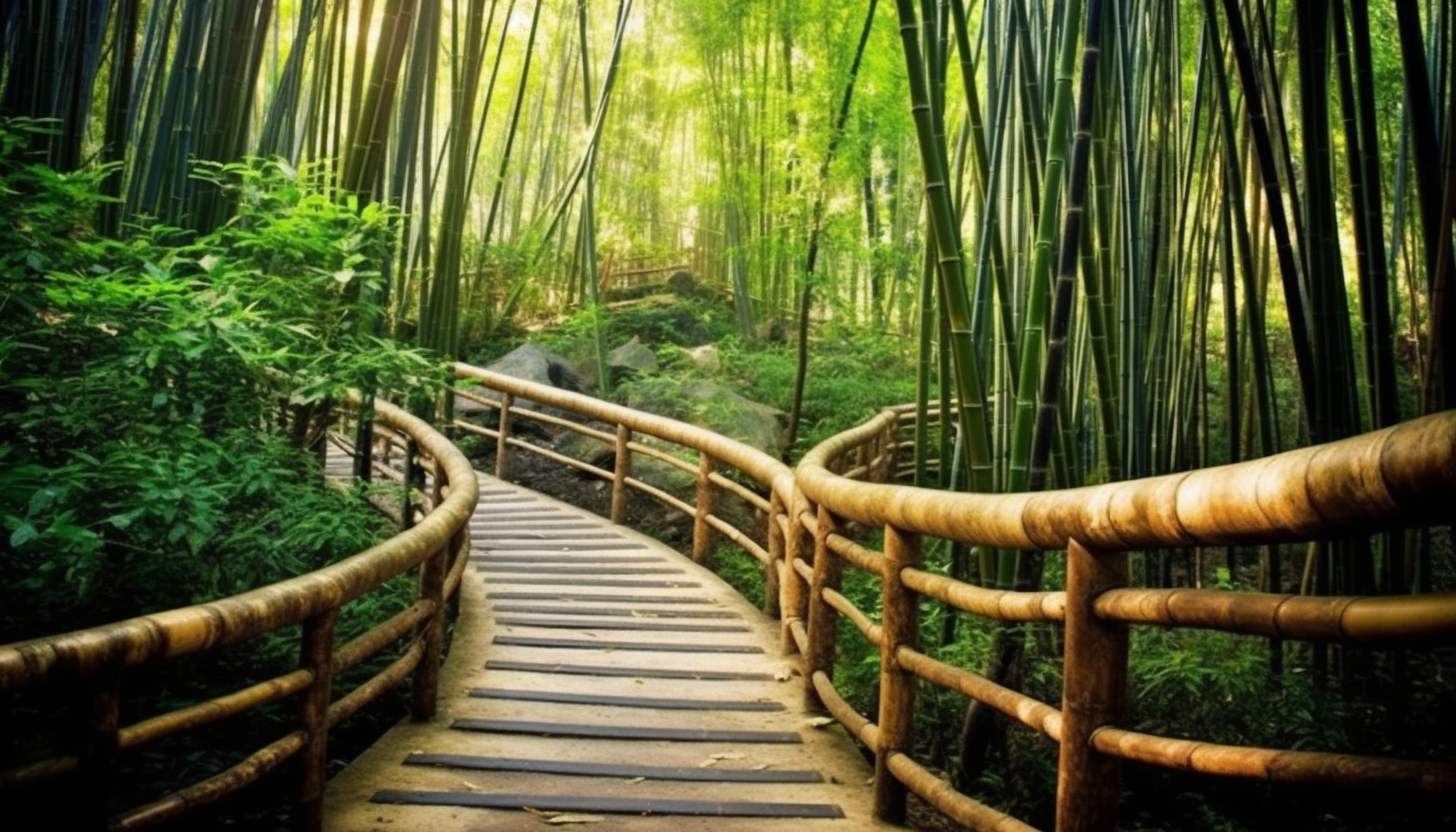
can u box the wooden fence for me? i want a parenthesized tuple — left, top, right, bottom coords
(0, 397, 477, 831)
(2, 361, 1451, 832)
(453, 363, 1456, 832)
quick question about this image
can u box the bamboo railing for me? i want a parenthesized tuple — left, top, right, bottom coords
(0, 396, 478, 832)
(4, 363, 1451, 832)
(452, 364, 796, 616)
(451, 364, 1456, 832)
(795, 406, 1456, 832)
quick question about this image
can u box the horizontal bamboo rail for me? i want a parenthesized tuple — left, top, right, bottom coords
(453, 363, 796, 613)
(0, 396, 478, 832)
(448, 368, 1456, 832)
(796, 407, 1456, 832)
(16, 363, 1447, 832)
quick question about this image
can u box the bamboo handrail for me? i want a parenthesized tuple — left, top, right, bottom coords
(798, 409, 1456, 550)
(24, 361, 1434, 831)
(799, 404, 1456, 832)
(0, 395, 479, 831)
(445, 367, 1456, 832)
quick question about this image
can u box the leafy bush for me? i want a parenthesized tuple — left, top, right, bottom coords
(0, 121, 437, 642)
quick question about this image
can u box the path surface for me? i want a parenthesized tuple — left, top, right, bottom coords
(323, 471, 888, 831)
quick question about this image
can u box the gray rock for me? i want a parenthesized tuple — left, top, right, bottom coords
(624, 377, 785, 458)
(607, 336, 658, 374)
(455, 343, 584, 429)
(485, 343, 582, 391)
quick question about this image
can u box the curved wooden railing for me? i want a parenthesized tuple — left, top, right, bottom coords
(0, 397, 477, 831)
(451, 363, 1456, 832)
(795, 406, 1456, 832)
(453, 363, 796, 615)
(4, 361, 1452, 832)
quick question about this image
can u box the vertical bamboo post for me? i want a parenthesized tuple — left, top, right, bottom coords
(781, 487, 813, 654)
(763, 490, 784, 618)
(427, 443, 443, 516)
(1055, 538, 1129, 832)
(401, 438, 417, 529)
(804, 504, 843, 711)
(873, 524, 920, 822)
(494, 392, 514, 479)
(296, 609, 337, 832)
(611, 423, 631, 524)
(75, 675, 120, 831)
(353, 398, 374, 482)
(692, 453, 715, 565)
(880, 424, 898, 481)
(413, 532, 451, 722)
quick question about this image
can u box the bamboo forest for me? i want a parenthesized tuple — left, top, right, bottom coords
(1, 1, 1454, 831)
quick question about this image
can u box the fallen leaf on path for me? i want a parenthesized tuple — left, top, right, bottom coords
(543, 814, 606, 825)
(805, 717, 834, 728)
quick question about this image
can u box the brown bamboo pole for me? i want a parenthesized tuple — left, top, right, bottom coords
(400, 438, 417, 528)
(77, 676, 120, 831)
(692, 454, 716, 565)
(411, 530, 448, 721)
(764, 491, 784, 618)
(611, 424, 631, 524)
(797, 409, 1456, 553)
(494, 393, 514, 479)
(1055, 539, 1128, 832)
(873, 524, 921, 822)
(296, 609, 337, 832)
(781, 489, 813, 654)
(1090, 725, 1456, 790)
(804, 505, 843, 711)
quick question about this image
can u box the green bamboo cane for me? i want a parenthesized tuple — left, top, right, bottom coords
(999, 0, 1083, 594)
(1211, 0, 1318, 435)
(891, 0, 994, 500)
(785, 0, 879, 455)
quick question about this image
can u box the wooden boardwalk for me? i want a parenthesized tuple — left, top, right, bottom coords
(324, 473, 888, 831)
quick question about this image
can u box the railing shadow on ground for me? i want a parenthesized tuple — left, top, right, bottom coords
(451, 362, 1456, 832)
(0, 396, 477, 831)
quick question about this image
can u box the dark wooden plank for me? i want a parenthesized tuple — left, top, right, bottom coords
(470, 512, 568, 522)
(370, 790, 843, 818)
(492, 616, 749, 633)
(470, 533, 625, 541)
(473, 555, 663, 565)
(404, 753, 821, 782)
(483, 577, 701, 588)
(489, 604, 740, 619)
(450, 719, 801, 744)
(485, 592, 713, 604)
(476, 542, 650, 551)
(493, 635, 763, 653)
(471, 523, 602, 532)
(484, 659, 774, 681)
(467, 687, 783, 711)
(476, 565, 679, 575)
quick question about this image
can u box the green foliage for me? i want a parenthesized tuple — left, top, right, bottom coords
(711, 543, 765, 605)
(0, 121, 437, 642)
(721, 322, 920, 454)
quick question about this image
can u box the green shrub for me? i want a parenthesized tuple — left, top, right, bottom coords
(0, 121, 437, 641)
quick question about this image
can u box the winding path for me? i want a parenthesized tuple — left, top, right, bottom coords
(323, 472, 890, 831)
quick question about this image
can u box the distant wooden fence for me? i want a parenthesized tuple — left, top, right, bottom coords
(0, 397, 477, 831)
(452, 363, 1456, 832)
